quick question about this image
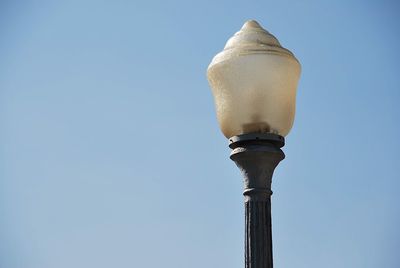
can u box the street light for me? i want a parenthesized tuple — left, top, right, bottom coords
(207, 20, 301, 268)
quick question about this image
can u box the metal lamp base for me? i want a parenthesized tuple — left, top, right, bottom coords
(229, 133, 285, 268)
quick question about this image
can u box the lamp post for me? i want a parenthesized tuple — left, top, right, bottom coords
(207, 20, 301, 268)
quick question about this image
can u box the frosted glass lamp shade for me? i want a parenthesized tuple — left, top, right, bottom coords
(207, 20, 301, 138)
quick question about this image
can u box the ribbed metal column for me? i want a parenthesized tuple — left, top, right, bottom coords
(244, 193, 273, 267)
(230, 133, 285, 268)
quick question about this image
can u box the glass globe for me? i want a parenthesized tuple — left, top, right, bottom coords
(207, 20, 301, 138)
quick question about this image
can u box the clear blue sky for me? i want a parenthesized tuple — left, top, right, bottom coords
(1, 1, 399, 267)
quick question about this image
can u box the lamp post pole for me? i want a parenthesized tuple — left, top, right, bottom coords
(207, 20, 301, 268)
(230, 133, 284, 268)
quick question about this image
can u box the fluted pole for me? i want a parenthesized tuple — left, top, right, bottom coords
(230, 133, 285, 268)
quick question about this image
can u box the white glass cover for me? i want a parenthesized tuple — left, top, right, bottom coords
(207, 20, 301, 138)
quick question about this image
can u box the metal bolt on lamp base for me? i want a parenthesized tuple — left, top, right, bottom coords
(229, 133, 285, 268)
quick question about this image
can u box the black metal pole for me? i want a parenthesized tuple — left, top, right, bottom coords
(229, 133, 285, 268)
